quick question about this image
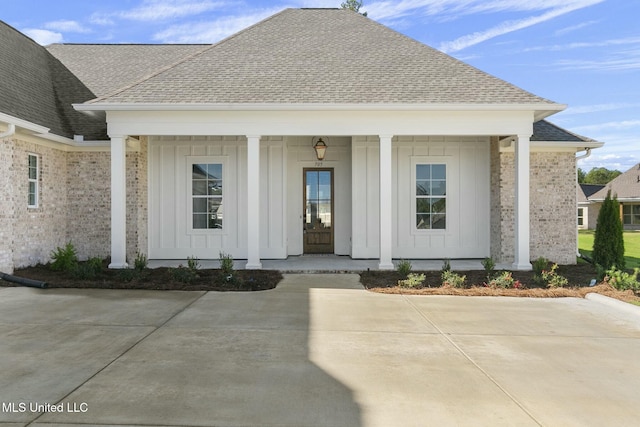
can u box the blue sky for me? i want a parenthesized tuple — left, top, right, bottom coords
(4, 0, 639, 172)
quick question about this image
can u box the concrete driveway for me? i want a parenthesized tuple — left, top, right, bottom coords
(1, 274, 640, 427)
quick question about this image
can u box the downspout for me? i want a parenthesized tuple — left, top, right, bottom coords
(0, 123, 16, 138)
(576, 148, 592, 258)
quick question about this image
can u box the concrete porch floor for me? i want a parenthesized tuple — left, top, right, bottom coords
(147, 256, 509, 272)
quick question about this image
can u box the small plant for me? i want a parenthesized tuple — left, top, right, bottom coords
(118, 268, 137, 283)
(398, 273, 426, 288)
(134, 252, 148, 271)
(219, 252, 234, 275)
(441, 258, 451, 272)
(532, 257, 549, 276)
(396, 259, 412, 277)
(541, 263, 568, 288)
(481, 257, 495, 279)
(50, 242, 78, 272)
(441, 270, 466, 288)
(604, 267, 640, 291)
(187, 256, 200, 271)
(487, 271, 522, 289)
(170, 265, 198, 284)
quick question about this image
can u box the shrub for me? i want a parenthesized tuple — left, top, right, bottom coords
(604, 267, 640, 291)
(187, 256, 200, 271)
(50, 242, 78, 272)
(134, 252, 148, 271)
(592, 190, 625, 270)
(118, 268, 137, 283)
(219, 252, 234, 275)
(441, 258, 451, 272)
(441, 270, 466, 288)
(398, 273, 426, 288)
(170, 265, 198, 284)
(532, 257, 549, 276)
(488, 271, 522, 289)
(541, 263, 568, 288)
(481, 257, 495, 277)
(396, 259, 412, 277)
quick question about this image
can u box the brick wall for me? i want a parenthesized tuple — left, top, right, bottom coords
(0, 136, 15, 273)
(11, 138, 69, 269)
(492, 148, 577, 265)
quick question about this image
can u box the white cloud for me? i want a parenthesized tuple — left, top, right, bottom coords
(44, 20, 90, 33)
(22, 29, 63, 45)
(573, 120, 640, 133)
(121, 0, 228, 21)
(554, 20, 598, 36)
(559, 103, 640, 115)
(439, 0, 605, 52)
(153, 9, 279, 43)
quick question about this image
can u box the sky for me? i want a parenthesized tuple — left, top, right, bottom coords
(3, 0, 639, 172)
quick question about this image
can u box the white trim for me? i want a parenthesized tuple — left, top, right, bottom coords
(27, 153, 39, 209)
(186, 156, 227, 235)
(246, 135, 262, 269)
(410, 157, 450, 234)
(499, 139, 604, 152)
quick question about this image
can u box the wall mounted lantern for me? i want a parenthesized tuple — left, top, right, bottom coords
(312, 137, 328, 161)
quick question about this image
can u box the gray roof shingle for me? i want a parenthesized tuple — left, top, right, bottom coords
(532, 120, 596, 142)
(590, 163, 640, 200)
(47, 44, 209, 97)
(0, 21, 106, 140)
(87, 8, 559, 105)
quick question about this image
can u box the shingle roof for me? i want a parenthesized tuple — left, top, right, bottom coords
(47, 44, 208, 97)
(532, 120, 596, 142)
(590, 163, 640, 200)
(87, 8, 559, 105)
(0, 21, 106, 140)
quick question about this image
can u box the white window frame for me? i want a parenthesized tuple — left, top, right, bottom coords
(411, 157, 449, 233)
(28, 153, 39, 208)
(577, 207, 585, 227)
(186, 156, 227, 234)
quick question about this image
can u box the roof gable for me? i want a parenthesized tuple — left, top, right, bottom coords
(0, 21, 106, 140)
(87, 8, 559, 106)
(591, 163, 640, 200)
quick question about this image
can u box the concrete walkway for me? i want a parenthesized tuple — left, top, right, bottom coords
(1, 274, 640, 426)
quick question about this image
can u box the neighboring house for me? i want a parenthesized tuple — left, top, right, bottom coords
(0, 8, 604, 274)
(577, 184, 605, 230)
(587, 163, 640, 230)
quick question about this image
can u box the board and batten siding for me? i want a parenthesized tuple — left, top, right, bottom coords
(352, 136, 490, 259)
(148, 136, 286, 259)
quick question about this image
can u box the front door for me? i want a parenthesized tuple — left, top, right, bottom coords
(303, 168, 334, 253)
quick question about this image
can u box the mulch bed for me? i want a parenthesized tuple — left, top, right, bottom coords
(6, 264, 282, 292)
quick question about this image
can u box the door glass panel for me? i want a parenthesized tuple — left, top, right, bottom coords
(304, 169, 334, 253)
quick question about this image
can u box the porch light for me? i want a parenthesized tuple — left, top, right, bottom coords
(312, 137, 328, 161)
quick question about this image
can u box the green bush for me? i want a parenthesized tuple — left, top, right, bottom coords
(604, 267, 640, 291)
(219, 252, 234, 275)
(134, 252, 148, 271)
(398, 273, 426, 288)
(187, 256, 200, 271)
(441, 258, 451, 272)
(441, 270, 466, 288)
(541, 263, 568, 288)
(396, 259, 412, 277)
(50, 242, 78, 272)
(532, 257, 549, 276)
(481, 257, 495, 277)
(170, 265, 198, 284)
(593, 190, 625, 270)
(488, 271, 521, 289)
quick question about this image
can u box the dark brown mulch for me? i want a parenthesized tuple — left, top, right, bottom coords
(360, 263, 640, 305)
(5, 264, 282, 292)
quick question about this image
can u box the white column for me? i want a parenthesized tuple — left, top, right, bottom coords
(109, 135, 128, 269)
(246, 135, 262, 269)
(512, 134, 532, 270)
(379, 135, 394, 270)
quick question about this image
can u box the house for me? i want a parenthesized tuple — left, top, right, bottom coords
(0, 8, 604, 274)
(586, 163, 640, 230)
(577, 184, 605, 229)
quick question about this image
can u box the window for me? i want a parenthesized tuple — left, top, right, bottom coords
(577, 207, 584, 226)
(622, 204, 640, 225)
(28, 154, 38, 208)
(415, 164, 446, 230)
(191, 163, 223, 229)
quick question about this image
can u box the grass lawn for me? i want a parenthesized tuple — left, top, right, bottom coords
(578, 230, 640, 269)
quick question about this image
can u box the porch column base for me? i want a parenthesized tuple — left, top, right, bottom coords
(378, 262, 395, 270)
(511, 261, 532, 271)
(245, 262, 263, 269)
